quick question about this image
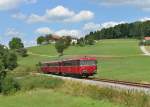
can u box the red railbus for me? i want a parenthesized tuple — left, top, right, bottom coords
(39, 57, 97, 77)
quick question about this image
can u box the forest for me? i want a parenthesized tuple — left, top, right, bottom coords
(85, 21, 150, 40)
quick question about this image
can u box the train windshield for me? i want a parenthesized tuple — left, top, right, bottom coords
(80, 60, 97, 66)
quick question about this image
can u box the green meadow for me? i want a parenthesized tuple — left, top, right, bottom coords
(18, 39, 150, 82)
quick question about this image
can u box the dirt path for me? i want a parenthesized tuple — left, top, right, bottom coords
(140, 46, 150, 56)
(28, 51, 58, 58)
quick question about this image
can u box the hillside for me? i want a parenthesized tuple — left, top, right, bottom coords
(18, 39, 150, 82)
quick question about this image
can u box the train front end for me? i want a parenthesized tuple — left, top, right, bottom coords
(79, 57, 97, 77)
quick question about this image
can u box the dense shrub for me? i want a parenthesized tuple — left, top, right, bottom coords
(16, 48, 28, 57)
(144, 41, 150, 46)
(87, 39, 95, 45)
(1, 76, 20, 95)
(0, 44, 18, 92)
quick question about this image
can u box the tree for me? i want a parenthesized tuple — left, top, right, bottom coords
(85, 21, 150, 40)
(77, 38, 86, 46)
(0, 44, 17, 92)
(9, 37, 24, 50)
(55, 38, 70, 56)
(37, 36, 46, 45)
(45, 34, 52, 44)
(9, 38, 28, 57)
(86, 38, 95, 45)
(63, 36, 72, 46)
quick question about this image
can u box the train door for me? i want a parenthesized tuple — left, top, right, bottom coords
(71, 60, 80, 75)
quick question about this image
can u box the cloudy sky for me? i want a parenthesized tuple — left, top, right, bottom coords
(1, 0, 150, 46)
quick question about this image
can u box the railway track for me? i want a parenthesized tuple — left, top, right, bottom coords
(33, 73, 150, 93)
(88, 78, 150, 89)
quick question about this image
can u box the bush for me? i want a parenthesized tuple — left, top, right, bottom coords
(144, 40, 150, 46)
(86, 39, 95, 45)
(16, 48, 28, 57)
(1, 76, 20, 95)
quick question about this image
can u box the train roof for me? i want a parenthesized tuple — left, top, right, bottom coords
(40, 57, 96, 64)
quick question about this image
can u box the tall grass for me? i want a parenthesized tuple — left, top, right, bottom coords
(18, 75, 64, 91)
(59, 80, 150, 107)
(3, 74, 150, 107)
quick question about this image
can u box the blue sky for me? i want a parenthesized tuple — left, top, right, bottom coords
(0, 0, 150, 46)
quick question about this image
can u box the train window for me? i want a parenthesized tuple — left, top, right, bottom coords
(80, 60, 96, 66)
(63, 60, 79, 66)
(48, 63, 59, 66)
(42, 63, 48, 66)
(63, 61, 72, 66)
(72, 60, 79, 66)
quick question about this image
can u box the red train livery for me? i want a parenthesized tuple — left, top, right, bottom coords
(39, 57, 97, 77)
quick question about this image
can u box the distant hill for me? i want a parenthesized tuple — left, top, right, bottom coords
(85, 21, 150, 40)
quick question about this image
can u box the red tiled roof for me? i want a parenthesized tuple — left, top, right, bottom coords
(144, 37, 150, 40)
(51, 35, 61, 40)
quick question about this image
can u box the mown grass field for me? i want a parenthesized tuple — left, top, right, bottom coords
(18, 39, 150, 82)
(0, 89, 124, 107)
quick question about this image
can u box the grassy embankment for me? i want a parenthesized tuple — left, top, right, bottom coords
(1, 75, 150, 107)
(17, 39, 150, 82)
(0, 89, 124, 107)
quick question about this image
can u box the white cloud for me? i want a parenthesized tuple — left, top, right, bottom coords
(23, 40, 36, 47)
(46, 5, 75, 18)
(0, 0, 37, 10)
(101, 21, 125, 28)
(83, 21, 124, 32)
(55, 29, 82, 37)
(5, 28, 24, 37)
(0, 0, 21, 10)
(65, 10, 94, 22)
(35, 27, 53, 35)
(35, 27, 82, 38)
(27, 14, 47, 23)
(12, 13, 27, 20)
(83, 22, 101, 31)
(139, 17, 150, 22)
(97, 0, 150, 11)
(13, 5, 94, 23)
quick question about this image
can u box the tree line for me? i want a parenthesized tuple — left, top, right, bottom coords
(85, 21, 150, 40)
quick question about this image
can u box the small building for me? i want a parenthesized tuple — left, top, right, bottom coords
(49, 35, 61, 43)
(142, 36, 150, 46)
(144, 37, 150, 41)
(71, 37, 78, 44)
(51, 35, 61, 41)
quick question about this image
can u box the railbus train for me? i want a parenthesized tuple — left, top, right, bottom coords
(39, 57, 97, 78)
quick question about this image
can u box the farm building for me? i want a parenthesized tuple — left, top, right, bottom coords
(142, 36, 150, 45)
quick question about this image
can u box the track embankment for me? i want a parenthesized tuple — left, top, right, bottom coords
(33, 73, 150, 94)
